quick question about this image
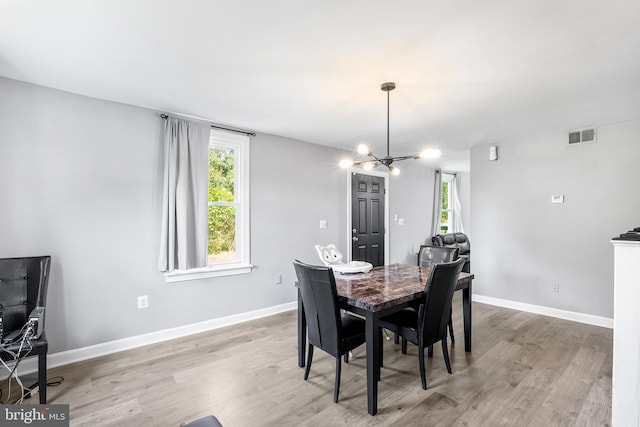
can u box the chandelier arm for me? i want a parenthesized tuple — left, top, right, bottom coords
(352, 153, 389, 169)
(367, 152, 384, 163)
(389, 154, 421, 161)
(368, 153, 390, 168)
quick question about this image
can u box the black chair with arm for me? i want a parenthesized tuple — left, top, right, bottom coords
(0, 256, 51, 404)
(416, 245, 459, 343)
(432, 233, 471, 273)
(293, 260, 366, 403)
(379, 257, 465, 390)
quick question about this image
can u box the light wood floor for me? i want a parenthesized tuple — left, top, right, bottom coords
(17, 295, 613, 426)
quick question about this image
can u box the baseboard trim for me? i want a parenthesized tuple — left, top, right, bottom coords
(15, 301, 297, 374)
(473, 294, 613, 329)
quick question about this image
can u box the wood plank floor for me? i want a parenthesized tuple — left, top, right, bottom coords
(17, 295, 613, 426)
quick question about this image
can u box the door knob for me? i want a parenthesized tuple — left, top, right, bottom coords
(352, 228, 357, 233)
(352, 236, 359, 241)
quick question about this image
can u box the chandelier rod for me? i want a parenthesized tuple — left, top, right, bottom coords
(386, 86, 390, 157)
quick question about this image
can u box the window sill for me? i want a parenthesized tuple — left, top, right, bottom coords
(164, 263, 253, 283)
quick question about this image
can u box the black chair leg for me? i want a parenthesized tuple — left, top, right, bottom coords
(428, 344, 434, 358)
(344, 352, 349, 363)
(418, 346, 427, 390)
(38, 353, 47, 404)
(448, 307, 455, 343)
(394, 333, 400, 344)
(401, 337, 407, 354)
(334, 356, 342, 403)
(304, 344, 314, 380)
(442, 338, 452, 374)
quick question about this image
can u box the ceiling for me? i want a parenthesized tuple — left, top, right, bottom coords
(2, 1, 640, 171)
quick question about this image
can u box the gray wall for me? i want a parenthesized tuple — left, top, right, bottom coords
(1, 77, 467, 354)
(471, 120, 640, 318)
(0, 77, 349, 352)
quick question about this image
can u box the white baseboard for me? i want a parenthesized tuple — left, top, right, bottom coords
(13, 301, 297, 375)
(473, 294, 613, 329)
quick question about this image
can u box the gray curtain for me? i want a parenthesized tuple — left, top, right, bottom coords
(158, 117, 211, 272)
(430, 169, 442, 237)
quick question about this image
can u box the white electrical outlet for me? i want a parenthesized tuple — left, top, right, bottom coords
(319, 220, 327, 229)
(138, 295, 149, 309)
(552, 283, 559, 293)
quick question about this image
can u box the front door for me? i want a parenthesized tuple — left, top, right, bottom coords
(351, 173, 385, 267)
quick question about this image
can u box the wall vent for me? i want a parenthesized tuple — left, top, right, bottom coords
(568, 128, 597, 145)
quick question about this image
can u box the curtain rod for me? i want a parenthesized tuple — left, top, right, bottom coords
(160, 114, 256, 137)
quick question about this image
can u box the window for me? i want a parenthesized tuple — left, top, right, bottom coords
(207, 130, 248, 265)
(207, 129, 251, 270)
(165, 128, 251, 282)
(439, 173, 454, 234)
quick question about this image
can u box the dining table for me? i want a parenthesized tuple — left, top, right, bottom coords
(296, 263, 474, 416)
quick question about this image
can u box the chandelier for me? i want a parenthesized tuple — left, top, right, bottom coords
(339, 82, 441, 175)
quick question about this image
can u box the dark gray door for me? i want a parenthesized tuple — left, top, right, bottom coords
(351, 173, 385, 267)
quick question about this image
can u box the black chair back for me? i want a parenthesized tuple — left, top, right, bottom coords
(293, 260, 341, 357)
(418, 258, 465, 346)
(417, 246, 459, 268)
(0, 256, 50, 333)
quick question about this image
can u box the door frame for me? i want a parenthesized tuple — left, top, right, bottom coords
(345, 168, 390, 265)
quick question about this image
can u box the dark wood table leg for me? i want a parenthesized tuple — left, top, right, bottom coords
(365, 311, 379, 415)
(298, 290, 306, 368)
(462, 280, 472, 352)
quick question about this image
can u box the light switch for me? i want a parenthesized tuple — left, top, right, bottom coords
(551, 195, 564, 204)
(489, 146, 498, 161)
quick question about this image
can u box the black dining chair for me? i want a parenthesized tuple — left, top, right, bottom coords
(417, 245, 459, 269)
(379, 257, 465, 390)
(293, 260, 366, 403)
(0, 256, 51, 403)
(417, 245, 459, 342)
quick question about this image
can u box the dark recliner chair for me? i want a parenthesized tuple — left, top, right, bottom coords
(432, 233, 471, 273)
(0, 256, 51, 404)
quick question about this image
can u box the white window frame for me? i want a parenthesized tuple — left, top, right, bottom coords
(439, 173, 454, 234)
(165, 129, 252, 282)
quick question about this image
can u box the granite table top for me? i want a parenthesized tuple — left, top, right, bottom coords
(333, 263, 473, 312)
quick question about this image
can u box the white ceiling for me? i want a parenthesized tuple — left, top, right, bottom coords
(2, 1, 640, 171)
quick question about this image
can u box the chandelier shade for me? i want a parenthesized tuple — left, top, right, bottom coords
(339, 82, 441, 175)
